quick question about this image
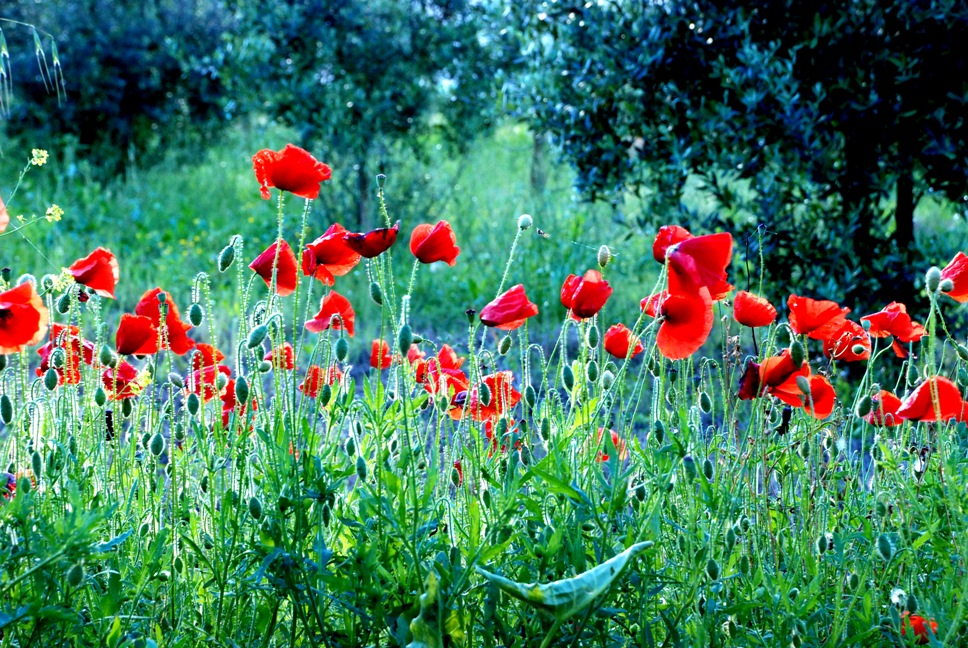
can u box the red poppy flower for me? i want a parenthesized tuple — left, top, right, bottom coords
(421, 345, 467, 387)
(801, 374, 836, 419)
(865, 390, 903, 426)
(186, 364, 231, 403)
(734, 291, 777, 328)
(249, 239, 299, 297)
(0, 282, 49, 354)
(483, 418, 522, 456)
(737, 359, 762, 400)
(305, 291, 356, 336)
(410, 221, 460, 266)
(561, 269, 613, 319)
(901, 611, 939, 645)
(115, 314, 159, 356)
(407, 344, 427, 380)
(264, 342, 295, 370)
(897, 376, 966, 422)
(299, 364, 342, 398)
(424, 363, 469, 405)
(787, 295, 850, 341)
(252, 144, 332, 200)
(343, 222, 400, 258)
(603, 323, 643, 359)
(479, 284, 539, 331)
(302, 223, 362, 285)
(759, 349, 804, 388)
(220, 379, 259, 431)
(640, 291, 669, 318)
(861, 302, 926, 358)
(595, 427, 629, 462)
(823, 320, 871, 362)
(36, 324, 95, 385)
(371, 339, 393, 370)
(102, 361, 143, 400)
(436, 344, 465, 370)
(461, 371, 521, 422)
(191, 343, 226, 373)
(134, 288, 195, 356)
(666, 232, 733, 297)
(940, 251, 968, 302)
(652, 225, 692, 263)
(767, 361, 813, 408)
(67, 247, 119, 299)
(646, 287, 714, 360)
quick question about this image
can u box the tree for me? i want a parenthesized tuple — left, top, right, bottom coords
(508, 0, 968, 306)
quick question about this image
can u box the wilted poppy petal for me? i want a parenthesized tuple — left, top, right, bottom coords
(940, 252, 968, 303)
(305, 291, 356, 336)
(652, 225, 692, 263)
(480, 284, 539, 331)
(896, 376, 966, 422)
(410, 221, 460, 266)
(0, 282, 49, 354)
(865, 390, 903, 426)
(116, 313, 159, 355)
(560, 269, 612, 319)
(603, 323, 643, 359)
(737, 358, 762, 400)
(734, 291, 777, 328)
(68, 247, 119, 299)
(655, 287, 713, 360)
(250, 239, 298, 296)
(252, 144, 331, 200)
(344, 222, 400, 258)
(787, 295, 850, 340)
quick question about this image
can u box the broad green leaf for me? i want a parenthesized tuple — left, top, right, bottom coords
(407, 570, 442, 648)
(475, 541, 653, 621)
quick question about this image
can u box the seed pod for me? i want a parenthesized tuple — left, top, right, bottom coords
(478, 382, 492, 408)
(56, 293, 71, 314)
(562, 364, 575, 391)
(597, 245, 611, 269)
(876, 533, 895, 561)
(247, 325, 268, 349)
(235, 376, 250, 406)
(1, 394, 13, 424)
(345, 437, 356, 456)
(218, 243, 235, 272)
(851, 344, 866, 356)
(653, 420, 665, 444)
(188, 303, 203, 327)
(683, 455, 698, 482)
(497, 334, 512, 356)
(31, 450, 43, 479)
(586, 324, 600, 349)
(398, 324, 413, 356)
(518, 214, 533, 230)
(702, 458, 714, 481)
(705, 558, 720, 581)
(187, 393, 201, 416)
(149, 432, 165, 457)
(524, 384, 537, 409)
(540, 417, 551, 441)
(319, 383, 332, 407)
(248, 496, 263, 520)
(725, 526, 736, 550)
(847, 572, 860, 591)
(856, 394, 872, 418)
(815, 535, 828, 554)
(699, 391, 712, 413)
(356, 456, 367, 482)
(335, 337, 349, 362)
(98, 344, 115, 367)
(94, 387, 107, 408)
(925, 266, 942, 293)
(258, 360, 273, 373)
(905, 593, 918, 615)
(66, 563, 85, 588)
(369, 281, 383, 305)
(790, 340, 805, 368)
(585, 360, 599, 383)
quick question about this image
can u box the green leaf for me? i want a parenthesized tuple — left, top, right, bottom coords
(407, 570, 442, 648)
(475, 541, 653, 621)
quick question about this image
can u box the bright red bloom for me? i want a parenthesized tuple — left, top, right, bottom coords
(603, 323, 643, 359)
(36, 324, 95, 385)
(249, 239, 298, 297)
(787, 295, 850, 341)
(220, 378, 259, 431)
(767, 362, 813, 408)
(940, 251, 968, 302)
(823, 320, 871, 362)
(115, 314, 159, 356)
(666, 232, 733, 297)
(861, 302, 926, 358)
(560, 269, 613, 319)
(264, 343, 295, 370)
(595, 427, 629, 462)
(191, 343, 226, 373)
(462, 371, 521, 422)
(301, 224, 362, 285)
(344, 222, 400, 258)
(406, 344, 427, 380)
(901, 611, 939, 645)
(299, 364, 342, 398)
(483, 418, 522, 456)
(640, 291, 669, 318)
(865, 390, 903, 426)
(801, 374, 836, 419)
(305, 291, 356, 336)
(646, 287, 714, 360)
(652, 225, 692, 263)
(759, 349, 804, 389)
(896, 376, 966, 422)
(371, 339, 393, 370)
(479, 284, 539, 331)
(424, 363, 469, 407)
(134, 288, 195, 355)
(67, 247, 119, 299)
(420, 344, 466, 387)
(410, 221, 460, 266)
(0, 282, 49, 354)
(734, 291, 777, 328)
(102, 361, 143, 400)
(252, 144, 331, 200)
(186, 364, 231, 403)
(436, 344, 465, 370)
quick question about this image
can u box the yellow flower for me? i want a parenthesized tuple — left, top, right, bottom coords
(30, 149, 49, 166)
(45, 204, 63, 223)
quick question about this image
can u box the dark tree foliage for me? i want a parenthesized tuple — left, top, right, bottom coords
(246, 0, 505, 226)
(3, 0, 238, 174)
(509, 0, 968, 306)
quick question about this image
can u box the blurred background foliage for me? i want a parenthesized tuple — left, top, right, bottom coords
(1, 0, 968, 335)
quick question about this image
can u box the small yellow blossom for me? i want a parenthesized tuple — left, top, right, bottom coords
(30, 149, 49, 166)
(45, 204, 63, 223)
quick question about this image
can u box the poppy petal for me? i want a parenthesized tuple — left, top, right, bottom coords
(410, 221, 460, 266)
(480, 285, 539, 331)
(252, 144, 331, 200)
(652, 225, 692, 263)
(0, 282, 49, 354)
(249, 239, 299, 296)
(344, 222, 400, 258)
(603, 323, 643, 359)
(734, 290, 777, 327)
(940, 252, 968, 302)
(305, 291, 356, 336)
(896, 376, 966, 422)
(116, 313, 159, 355)
(787, 295, 850, 340)
(68, 247, 119, 299)
(655, 287, 714, 360)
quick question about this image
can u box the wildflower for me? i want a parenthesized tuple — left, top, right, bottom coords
(643, 287, 714, 360)
(305, 291, 356, 336)
(249, 239, 298, 297)
(299, 364, 342, 398)
(666, 232, 733, 299)
(823, 320, 871, 362)
(102, 361, 145, 400)
(901, 611, 939, 645)
(191, 344, 226, 373)
(733, 290, 777, 328)
(896, 376, 966, 422)
(301, 223, 362, 285)
(220, 379, 259, 429)
(410, 220, 460, 266)
(0, 472, 15, 499)
(134, 288, 195, 356)
(115, 314, 159, 355)
(461, 371, 521, 422)
(186, 364, 231, 403)
(479, 285, 539, 331)
(652, 224, 693, 263)
(252, 144, 331, 200)
(0, 282, 50, 354)
(787, 295, 850, 341)
(264, 343, 295, 370)
(45, 204, 64, 223)
(595, 427, 629, 462)
(30, 149, 48, 166)
(343, 222, 400, 258)
(801, 375, 836, 419)
(940, 252, 968, 302)
(452, 459, 464, 486)
(560, 269, 613, 319)
(66, 247, 119, 299)
(866, 390, 903, 426)
(861, 302, 926, 358)
(603, 323, 644, 359)
(36, 324, 95, 385)
(370, 339, 392, 370)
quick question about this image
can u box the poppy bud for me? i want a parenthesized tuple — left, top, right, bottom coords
(168, 372, 185, 388)
(31, 450, 43, 479)
(0, 354, 6, 371)
(940, 278, 955, 293)
(725, 526, 736, 550)
(56, 293, 71, 314)
(319, 383, 332, 406)
(247, 325, 268, 349)
(218, 244, 235, 272)
(906, 593, 918, 614)
(861, 318, 871, 331)
(99, 344, 117, 368)
(562, 364, 575, 391)
(94, 387, 107, 408)
(790, 340, 805, 368)
(257, 360, 272, 373)
(376, 173, 387, 188)
(597, 244, 611, 268)
(0, 267, 9, 283)
(345, 436, 356, 456)
(653, 420, 665, 444)
(0, 394, 12, 425)
(189, 303, 203, 327)
(788, 587, 799, 601)
(847, 572, 860, 591)
(248, 496, 263, 520)
(17, 274, 37, 288)
(957, 343, 968, 362)
(856, 394, 872, 417)
(585, 360, 599, 383)
(369, 281, 383, 306)
(235, 376, 250, 406)
(465, 308, 476, 323)
(635, 483, 647, 501)
(478, 382, 492, 408)
(43, 367, 58, 391)
(699, 391, 712, 413)
(518, 214, 533, 230)
(40, 274, 55, 293)
(702, 457, 714, 481)
(601, 369, 615, 390)
(356, 455, 367, 482)
(795, 375, 811, 395)
(705, 558, 720, 581)
(540, 417, 551, 440)
(187, 392, 200, 416)
(815, 534, 828, 554)
(876, 533, 895, 561)
(925, 266, 942, 293)
(397, 324, 413, 356)
(497, 334, 512, 356)
(215, 373, 228, 391)
(850, 343, 866, 356)
(66, 562, 85, 588)
(683, 455, 698, 482)
(586, 324, 600, 349)
(524, 384, 537, 408)
(149, 432, 165, 457)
